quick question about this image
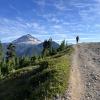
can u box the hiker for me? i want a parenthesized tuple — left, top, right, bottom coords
(76, 36, 79, 43)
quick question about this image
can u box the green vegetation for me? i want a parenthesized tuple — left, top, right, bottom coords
(0, 39, 73, 100)
(42, 38, 55, 56)
(6, 43, 16, 73)
(0, 41, 3, 76)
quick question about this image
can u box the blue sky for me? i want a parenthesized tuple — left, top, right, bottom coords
(0, 0, 100, 43)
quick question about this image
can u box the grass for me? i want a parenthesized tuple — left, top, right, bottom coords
(0, 48, 72, 100)
(30, 55, 71, 99)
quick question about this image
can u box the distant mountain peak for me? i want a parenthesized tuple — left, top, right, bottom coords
(24, 34, 35, 38)
(12, 34, 41, 44)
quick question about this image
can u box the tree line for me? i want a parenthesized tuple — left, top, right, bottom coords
(0, 39, 68, 77)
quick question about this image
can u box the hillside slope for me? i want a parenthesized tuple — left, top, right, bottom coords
(0, 50, 71, 100)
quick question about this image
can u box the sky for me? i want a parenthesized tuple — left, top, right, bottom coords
(0, 0, 100, 43)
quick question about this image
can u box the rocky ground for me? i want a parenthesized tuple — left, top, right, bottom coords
(78, 43, 100, 100)
(55, 43, 100, 100)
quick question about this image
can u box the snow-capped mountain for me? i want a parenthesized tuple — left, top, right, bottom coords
(2, 34, 59, 56)
(12, 34, 41, 44)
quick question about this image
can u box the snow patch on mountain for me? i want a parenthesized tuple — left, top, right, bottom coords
(12, 34, 41, 44)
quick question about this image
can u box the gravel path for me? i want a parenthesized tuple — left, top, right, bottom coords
(63, 44, 84, 100)
(54, 43, 100, 100)
(78, 43, 100, 100)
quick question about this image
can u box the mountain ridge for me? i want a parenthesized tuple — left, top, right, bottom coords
(2, 34, 59, 56)
(12, 34, 41, 45)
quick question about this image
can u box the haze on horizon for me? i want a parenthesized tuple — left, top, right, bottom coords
(0, 0, 100, 43)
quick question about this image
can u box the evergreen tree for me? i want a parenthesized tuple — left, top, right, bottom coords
(30, 56, 36, 65)
(18, 57, 24, 68)
(6, 43, 16, 72)
(42, 40, 49, 56)
(1, 58, 8, 75)
(48, 38, 52, 54)
(51, 47, 57, 55)
(42, 38, 52, 56)
(15, 57, 19, 69)
(19, 56, 30, 68)
(57, 40, 66, 51)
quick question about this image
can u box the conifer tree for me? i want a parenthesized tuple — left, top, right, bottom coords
(30, 56, 36, 65)
(6, 43, 16, 72)
(48, 38, 52, 54)
(15, 57, 19, 69)
(42, 38, 52, 56)
(57, 40, 66, 51)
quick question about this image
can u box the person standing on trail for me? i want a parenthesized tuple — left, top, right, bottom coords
(76, 36, 79, 43)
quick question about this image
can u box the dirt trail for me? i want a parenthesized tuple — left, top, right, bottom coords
(64, 43, 100, 100)
(64, 44, 84, 100)
(56, 43, 100, 100)
(69, 45, 84, 100)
